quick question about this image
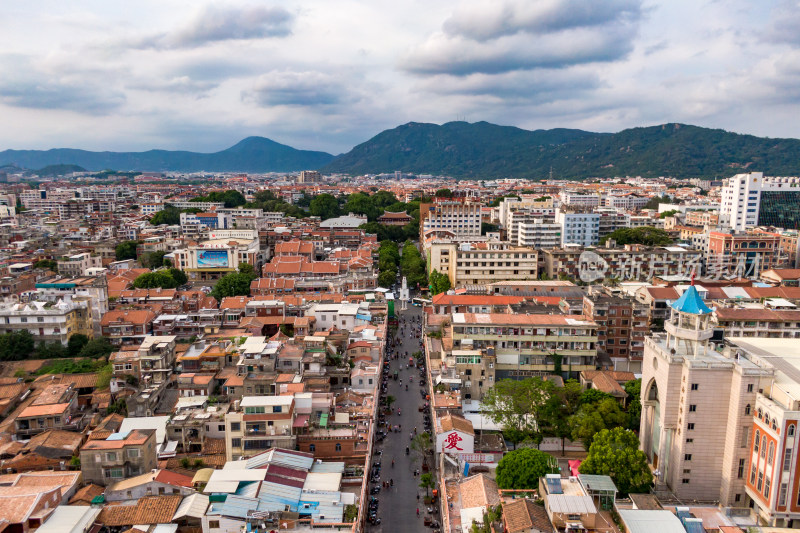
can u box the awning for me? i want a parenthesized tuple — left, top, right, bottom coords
(158, 440, 179, 459)
(293, 414, 310, 428)
(319, 413, 328, 428)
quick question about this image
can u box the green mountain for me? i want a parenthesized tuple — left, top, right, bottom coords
(0, 136, 334, 173)
(36, 164, 86, 177)
(321, 122, 800, 179)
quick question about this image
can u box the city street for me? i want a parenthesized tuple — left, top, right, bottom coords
(370, 302, 434, 533)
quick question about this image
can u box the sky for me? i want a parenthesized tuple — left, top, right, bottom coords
(1, 0, 799, 155)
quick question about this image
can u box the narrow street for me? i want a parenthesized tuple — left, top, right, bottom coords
(370, 302, 434, 533)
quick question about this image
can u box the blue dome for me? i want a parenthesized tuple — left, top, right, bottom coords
(670, 285, 712, 315)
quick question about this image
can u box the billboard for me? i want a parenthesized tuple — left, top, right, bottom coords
(197, 250, 229, 268)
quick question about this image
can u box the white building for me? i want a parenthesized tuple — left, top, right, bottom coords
(517, 218, 562, 248)
(555, 209, 599, 246)
(422, 201, 482, 239)
(306, 303, 363, 331)
(720, 172, 800, 231)
(560, 192, 600, 208)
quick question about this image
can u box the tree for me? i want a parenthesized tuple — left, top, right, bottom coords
(211, 270, 254, 300)
(96, 363, 113, 389)
(378, 270, 396, 288)
(33, 259, 57, 271)
(221, 190, 246, 208)
(141, 251, 168, 268)
(495, 448, 558, 490)
(309, 193, 340, 219)
(78, 338, 115, 359)
(385, 395, 396, 410)
(400, 241, 426, 289)
(644, 195, 672, 210)
(659, 209, 679, 219)
(67, 334, 89, 357)
(419, 472, 436, 497)
(580, 388, 614, 405)
(36, 341, 67, 359)
(133, 271, 180, 289)
(625, 379, 642, 432)
(0, 330, 35, 361)
(429, 269, 451, 296)
(539, 380, 583, 452)
(579, 427, 653, 495)
(481, 378, 553, 448)
(435, 188, 454, 198)
(570, 398, 629, 450)
(169, 268, 188, 286)
(410, 432, 433, 466)
(481, 222, 499, 234)
(600, 227, 673, 247)
(115, 240, 139, 260)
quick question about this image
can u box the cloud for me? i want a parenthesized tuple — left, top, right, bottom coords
(403, 0, 643, 76)
(764, 0, 800, 46)
(127, 5, 294, 50)
(0, 54, 125, 114)
(442, 0, 642, 41)
(244, 70, 358, 107)
(126, 76, 218, 95)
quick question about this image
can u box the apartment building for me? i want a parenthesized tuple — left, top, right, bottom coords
(582, 289, 649, 373)
(720, 172, 800, 231)
(172, 234, 260, 282)
(517, 218, 562, 248)
(427, 241, 538, 287)
(224, 396, 295, 460)
(708, 231, 782, 276)
(110, 335, 177, 387)
(605, 193, 649, 211)
(15, 384, 82, 438)
(0, 297, 93, 344)
(450, 313, 597, 378)
(35, 275, 109, 333)
(555, 209, 600, 246)
(420, 200, 482, 240)
(57, 253, 102, 277)
(101, 309, 156, 344)
(560, 192, 600, 208)
(713, 308, 800, 338)
(80, 429, 158, 486)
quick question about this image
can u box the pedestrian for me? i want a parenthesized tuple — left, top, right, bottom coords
(416, 508, 419, 516)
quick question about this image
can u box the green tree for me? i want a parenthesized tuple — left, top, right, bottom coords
(141, 251, 168, 268)
(579, 427, 653, 495)
(33, 259, 57, 270)
(625, 379, 642, 431)
(481, 222, 500, 234)
(644, 195, 672, 209)
(78, 337, 115, 359)
(410, 431, 433, 467)
(132, 271, 180, 289)
(222, 190, 247, 208)
(580, 388, 614, 405)
(211, 267, 255, 300)
(400, 241, 426, 289)
(37, 341, 68, 359)
(435, 188, 454, 198)
(149, 206, 182, 225)
(495, 448, 558, 490)
(67, 334, 90, 357)
(659, 209, 679, 219)
(429, 269, 451, 296)
(0, 330, 35, 361)
(540, 380, 583, 452)
(115, 240, 140, 261)
(96, 363, 113, 389)
(169, 268, 188, 286)
(378, 270, 396, 288)
(419, 472, 436, 497)
(570, 398, 629, 450)
(309, 193, 340, 219)
(600, 227, 673, 247)
(481, 378, 553, 448)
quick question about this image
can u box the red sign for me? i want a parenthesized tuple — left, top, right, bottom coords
(443, 432, 463, 451)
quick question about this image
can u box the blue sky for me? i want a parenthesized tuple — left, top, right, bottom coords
(1, 0, 798, 154)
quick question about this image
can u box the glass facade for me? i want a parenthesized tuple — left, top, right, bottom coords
(758, 191, 800, 229)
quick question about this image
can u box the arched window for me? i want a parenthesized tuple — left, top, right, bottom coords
(773, 420, 778, 431)
(765, 414, 770, 425)
(789, 425, 796, 437)
(335, 443, 342, 452)
(755, 431, 761, 452)
(768, 442, 775, 464)
(761, 436, 768, 458)
(758, 408, 763, 419)
(745, 404, 751, 415)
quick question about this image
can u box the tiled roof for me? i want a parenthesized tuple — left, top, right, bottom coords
(504, 499, 554, 533)
(82, 429, 154, 450)
(69, 483, 105, 505)
(154, 469, 195, 488)
(440, 414, 474, 435)
(97, 495, 183, 526)
(459, 473, 500, 509)
(18, 403, 70, 418)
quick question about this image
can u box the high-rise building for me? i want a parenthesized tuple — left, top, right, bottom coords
(555, 208, 599, 247)
(720, 172, 800, 231)
(420, 200, 482, 241)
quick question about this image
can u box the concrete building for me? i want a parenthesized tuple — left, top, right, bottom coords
(420, 200, 482, 240)
(427, 241, 538, 287)
(517, 218, 562, 248)
(720, 172, 800, 231)
(640, 284, 771, 505)
(80, 428, 158, 486)
(172, 234, 260, 282)
(0, 297, 93, 344)
(57, 253, 102, 277)
(555, 209, 599, 247)
(582, 289, 649, 373)
(224, 396, 295, 460)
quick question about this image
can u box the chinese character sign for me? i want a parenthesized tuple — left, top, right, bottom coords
(443, 432, 463, 451)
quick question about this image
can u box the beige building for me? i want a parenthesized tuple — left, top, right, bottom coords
(640, 284, 772, 505)
(57, 252, 102, 277)
(80, 428, 158, 486)
(224, 395, 295, 460)
(428, 241, 538, 287)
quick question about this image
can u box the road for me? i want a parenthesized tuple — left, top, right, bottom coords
(370, 302, 434, 533)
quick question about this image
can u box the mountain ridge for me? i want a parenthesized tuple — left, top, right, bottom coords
(321, 121, 800, 179)
(0, 136, 335, 173)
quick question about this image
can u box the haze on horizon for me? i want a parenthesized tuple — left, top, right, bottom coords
(1, 0, 799, 155)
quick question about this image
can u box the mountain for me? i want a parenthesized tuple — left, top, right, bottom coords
(321, 121, 800, 179)
(36, 164, 86, 177)
(0, 136, 334, 173)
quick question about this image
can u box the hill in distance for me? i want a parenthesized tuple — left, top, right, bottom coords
(36, 164, 86, 177)
(0, 136, 334, 173)
(321, 121, 800, 179)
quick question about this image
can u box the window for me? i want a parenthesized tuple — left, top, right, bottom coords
(309, 444, 316, 452)
(690, 383, 698, 391)
(689, 405, 697, 412)
(682, 479, 690, 484)
(790, 424, 796, 437)
(231, 438, 241, 448)
(765, 478, 771, 498)
(761, 436, 767, 458)
(209, 520, 220, 529)
(750, 465, 757, 484)
(218, 424, 225, 431)
(231, 422, 241, 432)
(127, 448, 139, 459)
(106, 452, 117, 461)
(748, 384, 754, 392)
(335, 443, 342, 451)
(735, 494, 742, 503)
(745, 404, 751, 415)
(684, 454, 692, 461)
(757, 471, 763, 491)
(768, 442, 775, 464)
(738, 459, 745, 478)
(784, 448, 792, 470)
(686, 439, 693, 443)
(687, 423, 695, 430)
(780, 483, 788, 506)
(755, 431, 761, 452)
